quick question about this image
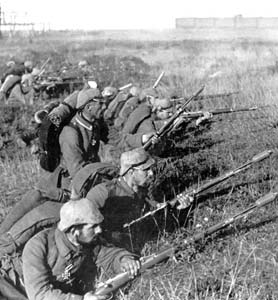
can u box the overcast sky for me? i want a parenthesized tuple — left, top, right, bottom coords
(1, 0, 278, 30)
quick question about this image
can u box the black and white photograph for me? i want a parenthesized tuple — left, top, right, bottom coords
(0, 0, 278, 299)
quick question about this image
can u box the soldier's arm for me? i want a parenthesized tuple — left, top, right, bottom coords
(120, 118, 156, 149)
(95, 238, 138, 276)
(119, 132, 144, 149)
(85, 182, 110, 208)
(59, 126, 86, 178)
(98, 118, 109, 144)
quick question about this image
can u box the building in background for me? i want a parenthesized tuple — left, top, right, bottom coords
(176, 15, 278, 29)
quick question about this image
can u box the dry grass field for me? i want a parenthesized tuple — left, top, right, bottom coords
(1, 29, 278, 299)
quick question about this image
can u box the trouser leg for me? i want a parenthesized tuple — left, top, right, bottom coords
(0, 168, 71, 234)
(0, 275, 28, 300)
(37, 168, 71, 202)
(0, 189, 43, 235)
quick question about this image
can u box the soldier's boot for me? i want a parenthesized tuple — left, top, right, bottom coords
(0, 189, 43, 235)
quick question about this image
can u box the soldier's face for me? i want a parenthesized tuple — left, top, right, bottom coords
(85, 101, 106, 120)
(132, 167, 154, 187)
(77, 223, 102, 244)
(156, 106, 173, 120)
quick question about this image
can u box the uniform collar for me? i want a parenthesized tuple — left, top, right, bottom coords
(55, 228, 83, 259)
(74, 112, 94, 131)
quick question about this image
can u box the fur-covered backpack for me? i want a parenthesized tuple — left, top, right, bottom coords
(37, 88, 101, 172)
(37, 101, 76, 172)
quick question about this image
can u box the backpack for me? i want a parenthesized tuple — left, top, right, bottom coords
(104, 92, 130, 121)
(38, 102, 76, 172)
(0, 201, 62, 257)
(72, 162, 119, 198)
(0, 163, 119, 258)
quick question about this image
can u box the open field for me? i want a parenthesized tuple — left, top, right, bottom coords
(1, 29, 278, 299)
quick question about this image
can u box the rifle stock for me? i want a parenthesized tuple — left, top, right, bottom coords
(123, 150, 273, 227)
(143, 85, 205, 150)
(96, 192, 277, 296)
(95, 247, 174, 296)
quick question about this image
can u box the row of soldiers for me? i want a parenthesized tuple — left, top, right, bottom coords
(0, 58, 94, 105)
(0, 72, 200, 299)
(1, 58, 262, 299)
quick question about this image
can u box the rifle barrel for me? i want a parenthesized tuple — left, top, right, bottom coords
(196, 91, 240, 100)
(181, 106, 257, 119)
(152, 71, 165, 89)
(123, 150, 273, 227)
(191, 150, 272, 196)
(171, 91, 240, 102)
(38, 57, 51, 77)
(143, 85, 205, 150)
(189, 191, 278, 243)
(98, 192, 277, 297)
(119, 83, 132, 91)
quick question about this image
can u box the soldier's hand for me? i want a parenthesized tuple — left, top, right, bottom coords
(84, 291, 109, 300)
(196, 111, 213, 126)
(16, 138, 27, 148)
(30, 144, 39, 155)
(142, 132, 157, 144)
(176, 193, 195, 210)
(120, 257, 141, 278)
(172, 116, 185, 130)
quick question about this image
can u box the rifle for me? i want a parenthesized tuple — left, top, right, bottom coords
(152, 71, 165, 89)
(95, 191, 278, 296)
(33, 76, 86, 98)
(123, 150, 273, 228)
(171, 91, 240, 103)
(37, 57, 51, 78)
(188, 191, 277, 242)
(181, 106, 257, 118)
(118, 83, 132, 92)
(143, 85, 205, 150)
(95, 246, 174, 296)
(168, 106, 257, 133)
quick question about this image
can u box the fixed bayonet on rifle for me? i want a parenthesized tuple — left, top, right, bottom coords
(182, 106, 257, 119)
(124, 150, 273, 227)
(170, 106, 257, 132)
(143, 85, 205, 150)
(187, 191, 278, 242)
(171, 91, 240, 103)
(37, 57, 51, 78)
(96, 191, 277, 297)
(195, 91, 240, 101)
(152, 71, 165, 89)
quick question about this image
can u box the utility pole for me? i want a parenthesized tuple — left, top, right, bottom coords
(0, 4, 2, 38)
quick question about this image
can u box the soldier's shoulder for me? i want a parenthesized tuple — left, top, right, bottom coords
(23, 227, 55, 254)
(132, 103, 151, 114)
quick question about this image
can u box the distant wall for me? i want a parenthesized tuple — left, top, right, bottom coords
(176, 17, 278, 29)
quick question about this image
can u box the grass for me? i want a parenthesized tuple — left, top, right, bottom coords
(1, 30, 278, 299)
